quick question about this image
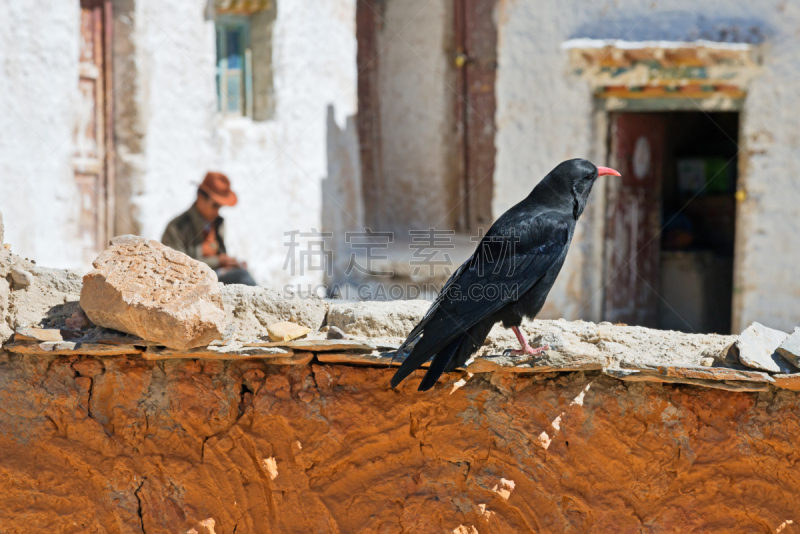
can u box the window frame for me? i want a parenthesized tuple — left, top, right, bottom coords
(215, 15, 253, 118)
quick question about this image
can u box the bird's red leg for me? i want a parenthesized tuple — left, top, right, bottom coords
(509, 326, 550, 356)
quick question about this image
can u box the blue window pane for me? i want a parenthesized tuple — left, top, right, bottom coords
(227, 74, 241, 113)
(226, 29, 242, 69)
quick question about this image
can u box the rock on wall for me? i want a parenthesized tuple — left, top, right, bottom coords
(2, 354, 800, 533)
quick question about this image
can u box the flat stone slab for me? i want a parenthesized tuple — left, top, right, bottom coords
(604, 368, 769, 392)
(5, 341, 142, 356)
(773, 373, 800, 392)
(266, 321, 311, 342)
(777, 328, 800, 369)
(736, 322, 791, 373)
(94, 334, 164, 347)
(244, 339, 375, 352)
(317, 351, 402, 367)
(269, 351, 314, 365)
(620, 361, 774, 383)
(464, 351, 606, 373)
(143, 345, 292, 361)
(14, 328, 64, 342)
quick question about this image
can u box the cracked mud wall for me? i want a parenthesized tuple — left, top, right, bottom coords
(3, 353, 800, 533)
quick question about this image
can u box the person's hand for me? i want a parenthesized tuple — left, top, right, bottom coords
(218, 254, 240, 268)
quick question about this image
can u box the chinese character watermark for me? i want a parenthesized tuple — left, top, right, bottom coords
(283, 229, 333, 276)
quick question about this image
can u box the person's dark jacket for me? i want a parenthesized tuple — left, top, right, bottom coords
(161, 202, 226, 269)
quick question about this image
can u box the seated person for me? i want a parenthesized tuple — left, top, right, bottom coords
(162, 171, 256, 286)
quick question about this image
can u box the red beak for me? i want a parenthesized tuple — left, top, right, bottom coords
(597, 166, 621, 177)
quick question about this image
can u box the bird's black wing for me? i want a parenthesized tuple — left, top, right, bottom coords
(391, 212, 571, 387)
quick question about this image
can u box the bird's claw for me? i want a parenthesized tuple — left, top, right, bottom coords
(507, 344, 550, 357)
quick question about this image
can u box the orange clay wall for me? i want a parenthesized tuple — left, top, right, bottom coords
(1, 353, 798, 533)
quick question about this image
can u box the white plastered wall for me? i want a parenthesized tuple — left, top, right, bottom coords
(116, 0, 360, 289)
(494, 0, 800, 331)
(0, 2, 84, 269)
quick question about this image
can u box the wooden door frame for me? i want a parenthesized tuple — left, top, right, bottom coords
(598, 100, 745, 333)
(102, 0, 114, 245)
(453, 0, 497, 233)
(355, 0, 383, 230)
(77, 0, 114, 251)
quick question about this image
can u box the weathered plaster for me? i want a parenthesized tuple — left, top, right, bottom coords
(0, 2, 83, 269)
(495, 1, 799, 331)
(375, 0, 458, 233)
(118, 0, 359, 288)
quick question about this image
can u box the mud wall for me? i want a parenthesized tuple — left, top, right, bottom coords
(2, 353, 800, 533)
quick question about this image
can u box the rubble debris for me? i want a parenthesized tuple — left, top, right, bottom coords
(80, 235, 226, 350)
(326, 326, 348, 340)
(65, 309, 92, 330)
(266, 321, 311, 342)
(736, 322, 792, 373)
(777, 327, 800, 368)
(2, 236, 800, 394)
(221, 285, 326, 341)
(10, 266, 34, 287)
(14, 327, 64, 342)
(327, 300, 430, 338)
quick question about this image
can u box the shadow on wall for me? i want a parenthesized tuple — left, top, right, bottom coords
(321, 104, 364, 291)
(571, 13, 768, 43)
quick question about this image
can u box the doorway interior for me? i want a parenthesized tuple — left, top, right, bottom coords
(604, 110, 739, 334)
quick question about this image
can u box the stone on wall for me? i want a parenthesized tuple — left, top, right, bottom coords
(777, 327, 800, 369)
(736, 322, 792, 373)
(327, 300, 430, 338)
(80, 235, 226, 350)
(266, 321, 311, 342)
(0, 246, 83, 345)
(221, 285, 327, 341)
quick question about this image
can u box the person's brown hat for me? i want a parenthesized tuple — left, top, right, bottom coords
(199, 171, 237, 206)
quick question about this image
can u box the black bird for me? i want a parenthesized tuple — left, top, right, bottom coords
(391, 159, 620, 391)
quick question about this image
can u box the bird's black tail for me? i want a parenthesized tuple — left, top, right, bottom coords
(392, 320, 493, 391)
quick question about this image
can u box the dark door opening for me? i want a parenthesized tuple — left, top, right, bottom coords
(604, 111, 738, 334)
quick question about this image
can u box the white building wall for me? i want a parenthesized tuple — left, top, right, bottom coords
(376, 0, 457, 233)
(495, 1, 800, 331)
(121, 0, 359, 289)
(0, 2, 84, 269)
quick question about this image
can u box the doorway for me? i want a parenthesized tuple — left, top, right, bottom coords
(604, 111, 739, 334)
(75, 0, 113, 264)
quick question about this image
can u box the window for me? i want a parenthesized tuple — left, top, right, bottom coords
(214, 1, 276, 120)
(216, 16, 252, 117)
